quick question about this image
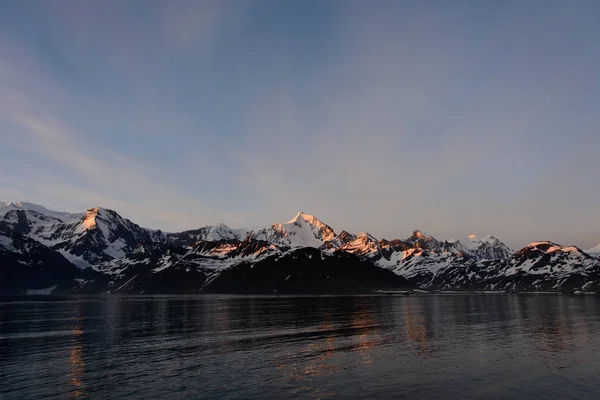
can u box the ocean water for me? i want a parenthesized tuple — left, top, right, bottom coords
(1, 294, 599, 399)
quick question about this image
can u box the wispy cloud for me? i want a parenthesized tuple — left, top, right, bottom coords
(0, 1, 598, 247)
(0, 101, 220, 230)
(222, 1, 600, 247)
(0, 5, 244, 230)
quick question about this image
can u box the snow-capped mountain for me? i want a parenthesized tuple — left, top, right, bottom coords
(376, 240, 470, 288)
(55, 207, 165, 267)
(404, 230, 440, 250)
(0, 227, 78, 293)
(486, 242, 600, 291)
(451, 235, 513, 260)
(0, 204, 162, 268)
(247, 212, 336, 248)
(352, 231, 510, 286)
(2, 200, 599, 294)
(0, 201, 81, 222)
(503, 242, 597, 276)
(0, 202, 81, 240)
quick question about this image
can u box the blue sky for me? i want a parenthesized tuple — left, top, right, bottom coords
(1, 0, 599, 248)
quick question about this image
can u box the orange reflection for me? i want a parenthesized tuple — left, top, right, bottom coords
(350, 307, 376, 365)
(404, 299, 428, 357)
(273, 304, 378, 387)
(69, 319, 88, 398)
(303, 320, 340, 377)
(272, 316, 343, 383)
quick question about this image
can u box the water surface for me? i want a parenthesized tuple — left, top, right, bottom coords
(1, 295, 599, 399)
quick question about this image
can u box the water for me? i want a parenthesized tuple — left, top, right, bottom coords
(1, 295, 600, 399)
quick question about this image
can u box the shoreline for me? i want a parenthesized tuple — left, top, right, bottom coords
(2, 290, 599, 300)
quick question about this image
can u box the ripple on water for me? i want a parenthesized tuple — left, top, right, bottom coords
(1, 295, 599, 399)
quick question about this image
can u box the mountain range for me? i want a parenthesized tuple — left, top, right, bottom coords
(1, 201, 599, 295)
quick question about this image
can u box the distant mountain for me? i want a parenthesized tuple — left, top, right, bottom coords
(0, 201, 81, 222)
(368, 231, 511, 288)
(486, 242, 600, 292)
(453, 234, 513, 260)
(247, 212, 336, 248)
(404, 230, 440, 250)
(1, 201, 599, 294)
(165, 222, 245, 247)
(0, 204, 161, 268)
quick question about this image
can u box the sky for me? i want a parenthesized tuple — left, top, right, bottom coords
(0, 0, 599, 248)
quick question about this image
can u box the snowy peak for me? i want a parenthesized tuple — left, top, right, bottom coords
(0, 201, 23, 211)
(77, 207, 127, 236)
(454, 234, 512, 260)
(246, 212, 336, 248)
(287, 211, 319, 226)
(463, 234, 483, 249)
(405, 230, 439, 250)
(410, 230, 430, 239)
(406, 230, 436, 242)
(166, 223, 244, 246)
(286, 211, 309, 224)
(0, 201, 29, 212)
(272, 211, 336, 247)
(285, 212, 335, 238)
(204, 222, 239, 241)
(79, 207, 100, 233)
(518, 241, 583, 255)
(0, 201, 81, 222)
(41, 206, 164, 268)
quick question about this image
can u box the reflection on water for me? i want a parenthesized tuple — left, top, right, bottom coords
(66, 302, 88, 399)
(303, 319, 339, 377)
(1, 295, 600, 399)
(68, 321, 87, 399)
(351, 305, 376, 366)
(404, 298, 429, 357)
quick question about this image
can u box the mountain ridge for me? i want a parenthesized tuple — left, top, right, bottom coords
(1, 201, 599, 294)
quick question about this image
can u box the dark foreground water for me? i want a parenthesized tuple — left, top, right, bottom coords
(1, 295, 600, 399)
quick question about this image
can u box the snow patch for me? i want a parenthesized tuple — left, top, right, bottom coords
(27, 285, 58, 295)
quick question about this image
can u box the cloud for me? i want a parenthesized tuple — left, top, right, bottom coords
(0, 101, 221, 230)
(0, 1, 598, 248)
(224, 1, 600, 247)
(0, 21, 235, 231)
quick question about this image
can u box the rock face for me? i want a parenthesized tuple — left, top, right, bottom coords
(0, 227, 78, 293)
(202, 248, 414, 295)
(1, 201, 599, 294)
